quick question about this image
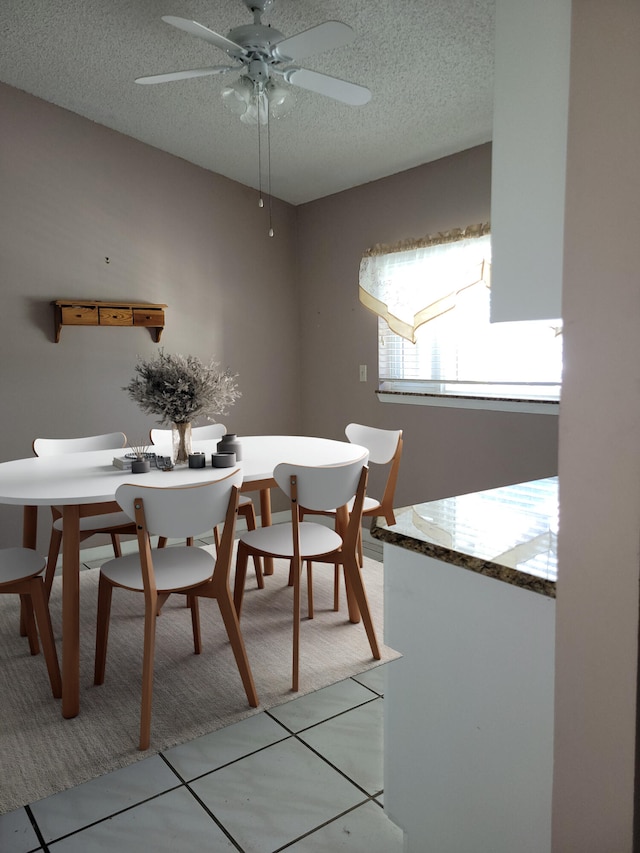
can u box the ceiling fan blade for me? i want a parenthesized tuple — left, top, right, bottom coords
(284, 67, 371, 106)
(135, 66, 234, 85)
(161, 16, 247, 56)
(272, 21, 354, 62)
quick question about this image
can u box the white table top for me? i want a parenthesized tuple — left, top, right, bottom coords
(0, 435, 368, 506)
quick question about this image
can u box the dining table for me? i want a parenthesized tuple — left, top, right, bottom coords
(0, 434, 368, 719)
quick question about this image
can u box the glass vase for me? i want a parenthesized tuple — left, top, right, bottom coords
(172, 422, 192, 465)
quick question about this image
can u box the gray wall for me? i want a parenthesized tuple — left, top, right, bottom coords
(297, 143, 558, 508)
(1, 83, 558, 553)
(0, 82, 299, 546)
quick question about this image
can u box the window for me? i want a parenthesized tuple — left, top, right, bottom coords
(359, 225, 562, 412)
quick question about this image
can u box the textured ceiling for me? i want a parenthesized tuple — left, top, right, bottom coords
(0, 0, 495, 205)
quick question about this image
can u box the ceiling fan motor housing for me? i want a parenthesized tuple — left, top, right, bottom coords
(244, 0, 274, 14)
(248, 58, 269, 83)
(226, 23, 284, 56)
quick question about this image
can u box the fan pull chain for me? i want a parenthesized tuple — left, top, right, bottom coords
(257, 90, 264, 209)
(267, 105, 274, 237)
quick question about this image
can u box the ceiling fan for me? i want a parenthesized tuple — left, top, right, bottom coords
(136, 0, 372, 124)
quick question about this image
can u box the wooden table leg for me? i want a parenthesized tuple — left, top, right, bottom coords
(61, 504, 80, 719)
(19, 506, 39, 636)
(22, 505, 38, 548)
(259, 487, 274, 576)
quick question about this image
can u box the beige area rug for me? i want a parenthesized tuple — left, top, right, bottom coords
(0, 552, 398, 813)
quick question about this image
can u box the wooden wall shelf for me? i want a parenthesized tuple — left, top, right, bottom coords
(52, 300, 167, 343)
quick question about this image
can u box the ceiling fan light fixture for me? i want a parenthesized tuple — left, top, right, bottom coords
(267, 82, 295, 119)
(240, 98, 266, 125)
(221, 75, 254, 115)
(222, 75, 295, 125)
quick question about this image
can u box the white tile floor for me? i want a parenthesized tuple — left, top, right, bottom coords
(0, 541, 404, 853)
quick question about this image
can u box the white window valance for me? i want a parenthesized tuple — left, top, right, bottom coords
(359, 223, 492, 343)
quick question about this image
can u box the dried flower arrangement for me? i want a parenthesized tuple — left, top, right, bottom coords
(124, 349, 241, 426)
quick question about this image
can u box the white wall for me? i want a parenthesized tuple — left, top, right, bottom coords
(384, 544, 556, 853)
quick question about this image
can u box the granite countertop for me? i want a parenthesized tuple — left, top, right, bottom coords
(371, 477, 558, 598)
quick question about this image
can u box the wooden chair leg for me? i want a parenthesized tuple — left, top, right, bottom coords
(216, 589, 258, 707)
(306, 561, 314, 619)
(305, 561, 341, 617)
(110, 533, 122, 558)
(29, 578, 62, 698)
(94, 575, 113, 685)
(239, 503, 264, 588)
(44, 528, 63, 600)
(342, 562, 362, 624)
(233, 543, 250, 618)
(253, 554, 265, 590)
(20, 593, 40, 655)
(139, 595, 158, 751)
(189, 594, 202, 654)
(342, 554, 381, 661)
(292, 556, 302, 692)
(19, 599, 27, 638)
(155, 591, 171, 616)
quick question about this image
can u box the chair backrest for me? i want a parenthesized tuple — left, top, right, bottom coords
(345, 423, 403, 522)
(274, 453, 369, 514)
(115, 468, 242, 540)
(345, 423, 402, 465)
(149, 424, 226, 446)
(33, 432, 127, 457)
(276, 457, 369, 560)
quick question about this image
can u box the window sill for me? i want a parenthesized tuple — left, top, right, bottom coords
(376, 389, 560, 415)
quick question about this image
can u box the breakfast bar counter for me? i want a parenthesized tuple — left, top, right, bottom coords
(371, 475, 558, 597)
(373, 477, 558, 853)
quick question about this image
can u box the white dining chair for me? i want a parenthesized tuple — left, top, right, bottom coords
(150, 425, 262, 579)
(94, 471, 258, 750)
(233, 453, 380, 691)
(0, 547, 61, 698)
(33, 432, 137, 598)
(344, 423, 404, 526)
(301, 423, 403, 610)
(302, 424, 403, 525)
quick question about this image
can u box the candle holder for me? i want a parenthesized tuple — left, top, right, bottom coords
(188, 452, 206, 469)
(212, 451, 236, 468)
